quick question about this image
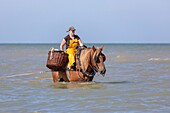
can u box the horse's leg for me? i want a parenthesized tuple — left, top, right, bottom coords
(52, 71, 70, 82)
(52, 71, 60, 82)
(61, 71, 70, 82)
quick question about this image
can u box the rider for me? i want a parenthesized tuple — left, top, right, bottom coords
(60, 26, 84, 70)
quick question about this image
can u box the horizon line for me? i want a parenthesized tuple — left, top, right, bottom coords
(0, 42, 170, 44)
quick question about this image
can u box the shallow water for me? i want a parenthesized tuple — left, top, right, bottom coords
(0, 44, 170, 113)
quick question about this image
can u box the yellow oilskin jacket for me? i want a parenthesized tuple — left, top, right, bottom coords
(65, 39, 79, 68)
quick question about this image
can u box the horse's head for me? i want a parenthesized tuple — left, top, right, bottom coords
(91, 46, 106, 76)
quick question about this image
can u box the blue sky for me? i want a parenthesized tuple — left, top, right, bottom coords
(0, 0, 170, 43)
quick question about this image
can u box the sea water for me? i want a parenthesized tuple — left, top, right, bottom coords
(0, 44, 170, 113)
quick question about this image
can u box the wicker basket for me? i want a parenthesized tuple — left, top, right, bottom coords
(46, 49, 68, 71)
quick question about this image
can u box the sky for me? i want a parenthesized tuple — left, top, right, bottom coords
(0, 0, 170, 43)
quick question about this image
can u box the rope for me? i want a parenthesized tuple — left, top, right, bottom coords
(0, 70, 51, 79)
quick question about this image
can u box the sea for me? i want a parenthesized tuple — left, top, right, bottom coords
(0, 43, 170, 113)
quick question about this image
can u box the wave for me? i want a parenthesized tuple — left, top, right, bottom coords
(107, 56, 170, 63)
(148, 58, 170, 61)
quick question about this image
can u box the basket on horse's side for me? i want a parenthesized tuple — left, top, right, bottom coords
(46, 50, 68, 71)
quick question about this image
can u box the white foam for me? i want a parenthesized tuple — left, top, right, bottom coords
(148, 58, 170, 61)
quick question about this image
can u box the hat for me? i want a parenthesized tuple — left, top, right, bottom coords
(67, 26, 76, 32)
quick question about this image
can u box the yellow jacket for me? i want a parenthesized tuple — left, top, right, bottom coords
(65, 39, 79, 68)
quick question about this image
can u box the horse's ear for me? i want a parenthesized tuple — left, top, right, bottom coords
(92, 46, 96, 51)
(100, 45, 104, 51)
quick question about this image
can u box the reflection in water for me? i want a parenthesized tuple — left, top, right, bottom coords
(95, 81, 131, 84)
(51, 82, 104, 89)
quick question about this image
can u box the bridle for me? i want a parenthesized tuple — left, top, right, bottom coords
(90, 51, 106, 75)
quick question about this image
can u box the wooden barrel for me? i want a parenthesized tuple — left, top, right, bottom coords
(46, 50, 68, 71)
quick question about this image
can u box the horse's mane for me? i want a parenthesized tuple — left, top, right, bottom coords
(79, 47, 92, 72)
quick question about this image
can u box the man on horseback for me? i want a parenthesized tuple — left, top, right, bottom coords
(60, 26, 84, 70)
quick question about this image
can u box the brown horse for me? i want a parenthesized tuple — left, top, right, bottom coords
(52, 46, 106, 82)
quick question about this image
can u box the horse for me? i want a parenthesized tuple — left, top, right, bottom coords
(51, 46, 106, 82)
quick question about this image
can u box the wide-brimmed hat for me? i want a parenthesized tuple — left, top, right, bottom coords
(67, 26, 76, 32)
